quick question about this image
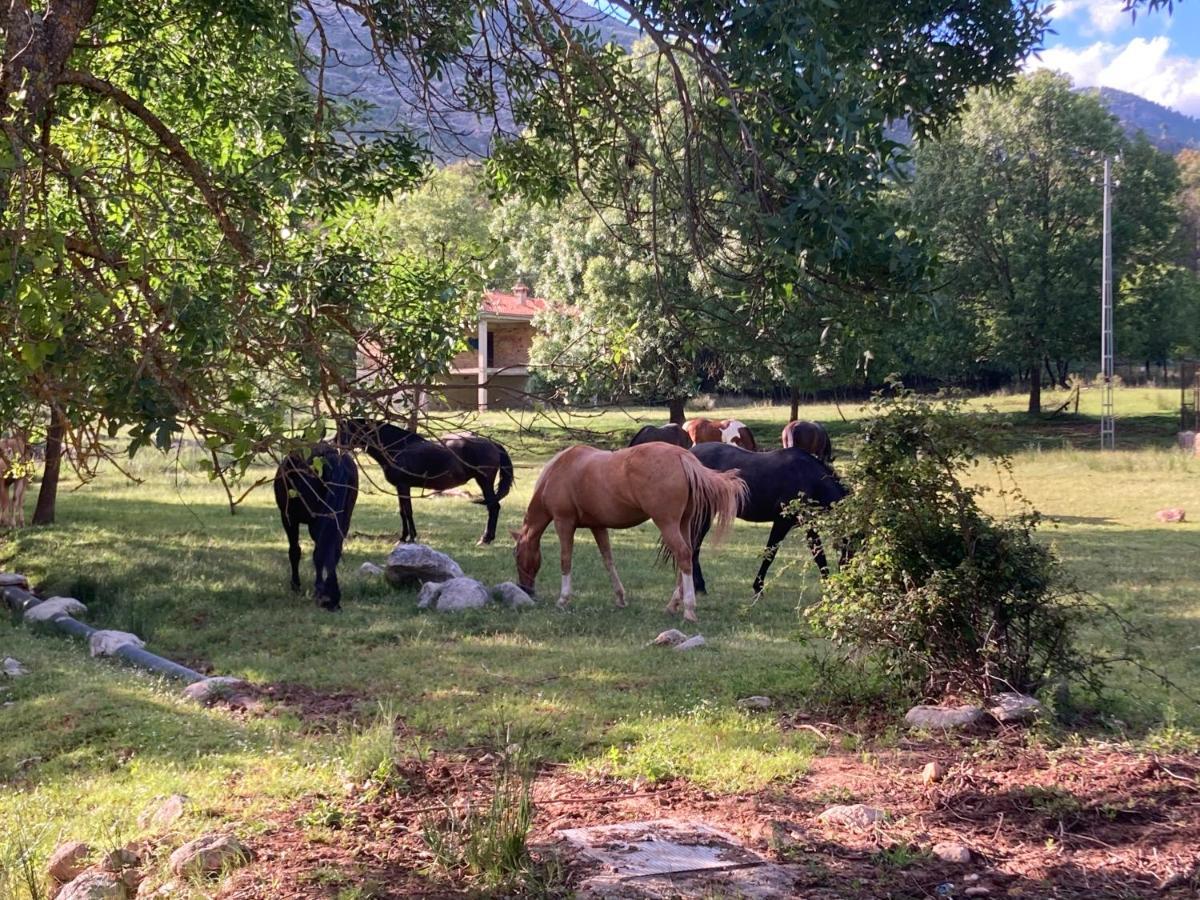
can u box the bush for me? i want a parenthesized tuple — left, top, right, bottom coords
(806, 389, 1095, 698)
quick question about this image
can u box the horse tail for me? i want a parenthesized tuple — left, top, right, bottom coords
(495, 444, 514, 501)
(680, 453, 747, 548)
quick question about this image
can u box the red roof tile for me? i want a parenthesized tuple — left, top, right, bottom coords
(482, 284, 546, 318)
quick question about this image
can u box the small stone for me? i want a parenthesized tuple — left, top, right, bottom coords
(965, 888, 991, 897)
(987, 692, 1044, 724)
(168, 833, 251, 877)
(24, 596, 87, 623)
(47, 841, 92, 884)
(384, 543, 464, 587)
(1155, 507, 1186, 523)
(737, 696, 773, 710)
(964, 874, 981, 883)
(181, 677, 249, 704)
(420, 577, 490, 612)
(922, 761, 948, 785)
(137, 879, 184, 899)
(358, 562, 385, 577)
(3, 656, 28, 677)
(137, 794, 187, 830)
(652, 629, 688, 646)
(0, 572, 30, 589)
(56, 870, 127, 900)
(905, 705, 986, 730)
(817, 804, 886, 828)
(932, 841, 972, 864)
(493, 581, 535, 608)
(101, 847, 141, 871)
(89, 630, 145, 658)
(674, 634, 706, 651)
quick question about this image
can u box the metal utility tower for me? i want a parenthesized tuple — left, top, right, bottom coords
(1100, 157, 1115, 450)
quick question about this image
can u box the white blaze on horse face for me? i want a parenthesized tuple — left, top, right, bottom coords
(557, 573, 572, 608)
(720, 420, 746, 444)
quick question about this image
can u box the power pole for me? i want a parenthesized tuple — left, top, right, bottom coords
(1100, 156, 1115, 451)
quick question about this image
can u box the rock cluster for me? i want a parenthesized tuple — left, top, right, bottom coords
(385, 543, 464, 587)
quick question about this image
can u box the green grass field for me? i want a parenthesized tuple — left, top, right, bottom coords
(2, 385, 1199, 896)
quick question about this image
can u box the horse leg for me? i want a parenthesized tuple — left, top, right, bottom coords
(476, 474, 499, 546)
(13, 478, 24, 527)
(753, 518, 796, 596)
(691, 514, 712, 595)
(806, 527, 831, 577)
(656, 520, 699, 622)
(0, 482, 10, 528)
(554, 519, 576, 609)
(283, 515, 302, 591)
(591, 527, 626, 608)
(397, 486, 415, 542)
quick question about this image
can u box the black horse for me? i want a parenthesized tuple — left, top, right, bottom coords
(335, 418, 514, 545)
(690, 443, 848, 595)
(628, 423, 693, 448)
(273, 442, 359, 611)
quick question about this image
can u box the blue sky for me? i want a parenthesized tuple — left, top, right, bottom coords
(1026, 0, 1200, 115)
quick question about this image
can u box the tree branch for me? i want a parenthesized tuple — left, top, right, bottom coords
(56, 69, 254, 260)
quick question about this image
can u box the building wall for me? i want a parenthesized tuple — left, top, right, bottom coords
(437, 373, 532, 409)
(449, 322, 535, 373)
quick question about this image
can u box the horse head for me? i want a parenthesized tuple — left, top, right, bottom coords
(333, 417, 373, 450)
(511, 527, 540, 596)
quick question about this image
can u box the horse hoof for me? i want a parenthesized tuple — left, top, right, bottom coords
(318, 600, 342, 612)
(476, 535, 494, 546)
(683, 611, 698, 623)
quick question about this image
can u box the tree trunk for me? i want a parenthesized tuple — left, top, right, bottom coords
(789, 384, 800, 421)
(32, 411, 64, 525)
(1027, 366, 1042, 416)
(667, 397, 686, 425)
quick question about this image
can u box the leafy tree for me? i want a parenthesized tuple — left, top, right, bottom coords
(1179, 149, 1200, 275)
(909, 72, 1186, 412)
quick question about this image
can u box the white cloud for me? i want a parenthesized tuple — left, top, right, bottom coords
(1049, 0, 1132, 35)
(1028, 36, 1200, 116)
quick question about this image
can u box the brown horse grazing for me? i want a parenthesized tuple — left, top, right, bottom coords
(781, 420, 833, 462)
(684, 417, 758, 451)
(513, 443, 746, 622)
(0, 432, 31, 528)
(628, 423, 693, 448)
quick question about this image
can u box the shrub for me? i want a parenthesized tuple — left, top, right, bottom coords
(806, 388, 1095, 698)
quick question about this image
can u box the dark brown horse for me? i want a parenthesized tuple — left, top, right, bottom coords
(273, 443, 359, 611)
(336, 418, 513, 545)
(781, 420, 833, 462)
(683, 417, 758, 451)
(513, 443, 746, 621)
(628, 424, 693, 448)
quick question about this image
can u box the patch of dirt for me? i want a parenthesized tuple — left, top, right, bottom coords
(217, 736, 1200, 898)
(202, 681, 373, 732)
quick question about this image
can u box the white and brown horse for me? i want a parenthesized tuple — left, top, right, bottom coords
(683, 417, 758, 451)
(513, 442, 746, 621)
(0, 432, 31, 528)
(781, 420, 833, 462)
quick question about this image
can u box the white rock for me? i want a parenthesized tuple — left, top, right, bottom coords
(89, 630, 145, 658)
(652, 629, 688, 646)
(922, 761, 948, 784)
(385, 543, 464, 587)
(932, 841, 972, 863)
(493, 581, 535, 608)
(138, 794, 187, 830)
(987, 692, 1044, 723)
(168, 833, 251, 876)
(0, 572, 30, 589)
(3, 656, 28, 677)
(358, 562, 385, 577)
(905, 705, 986, 730)
(737, 696, 773, 710)
(24, 596, 87, 622)
(47, 841, 92, 883)
(674, 635, 707, 651)
(55, 870, 127, 900)
(965, 888, 991, 897)
(817, 804, 886, 828)
(416, 580, 443, 609)
(424, 577, 491, 612)
(181, 677, 249, 704)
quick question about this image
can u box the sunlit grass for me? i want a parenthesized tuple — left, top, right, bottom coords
(2, 386, 1199, 894)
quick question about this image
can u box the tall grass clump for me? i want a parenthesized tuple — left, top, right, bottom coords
(807, 388, 1100, 699)
(420, 744, 539, 893)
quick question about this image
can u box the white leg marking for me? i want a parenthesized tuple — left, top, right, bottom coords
(682, 572, 698, 622)
(557, 573, 572, 608)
